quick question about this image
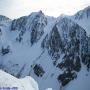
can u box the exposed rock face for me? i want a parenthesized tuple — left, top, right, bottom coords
(41, 25, 63, 60)
(11, 11, 47, 44)
(41, 17, 89, 86)
(0, 15, 10, 21)
(0, 7, 90, 90)
(74, 6, 90, 20)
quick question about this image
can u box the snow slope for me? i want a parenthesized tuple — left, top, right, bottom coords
(0, 6, 90, 90)
(0, 70, 39, 90)
(65, 66, 90, 90)
(70, 6, 90, 35)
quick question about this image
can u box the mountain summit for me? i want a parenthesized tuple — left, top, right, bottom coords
(0, 6, 90, 90)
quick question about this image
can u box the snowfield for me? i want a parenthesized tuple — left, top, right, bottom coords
(0, 6, 90, 90)
(0, 70, 39, 90)
(65, 66, 90, 90)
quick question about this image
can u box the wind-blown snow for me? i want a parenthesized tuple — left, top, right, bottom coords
(0, 70, 39, 90)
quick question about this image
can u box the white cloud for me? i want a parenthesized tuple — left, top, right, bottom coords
(0, 0, 90, 19)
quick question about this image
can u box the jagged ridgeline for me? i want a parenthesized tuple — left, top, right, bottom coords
(41, 17, 90, 86)
(0, 7, 90, 90)
(11, 11, 47, 44)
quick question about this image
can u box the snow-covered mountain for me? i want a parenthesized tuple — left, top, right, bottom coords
(0, 15, 10, 22)
(0, 6, 90, 90)
(70, 6, 90, 35)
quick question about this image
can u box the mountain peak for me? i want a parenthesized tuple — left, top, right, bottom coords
(0, 6, 90, 90)
(74, 6, 90, 20)
(29, 10, 44, 17)
(0, 15, 11, 21)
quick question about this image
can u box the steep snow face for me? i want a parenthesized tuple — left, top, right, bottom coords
(42, 17, 87, 61)
(0, 70, 39, 90)
(73, 6, 90, 20)
(41, 16, 89, 88)
(0, 7, 90, 90)
(10, 11, 47, 45)
(71, 6, 90, 35)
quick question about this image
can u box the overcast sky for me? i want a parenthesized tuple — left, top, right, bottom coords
(0, 0, 90, 19)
